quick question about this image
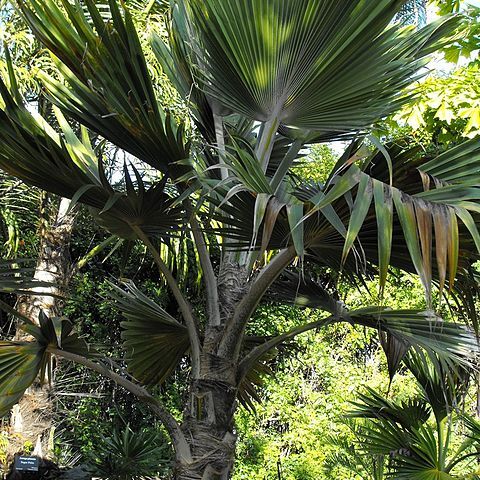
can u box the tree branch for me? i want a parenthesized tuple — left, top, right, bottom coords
(48, 347, 193, 463)
(131, 225, 201, 378)
(218, 246, 296, 359)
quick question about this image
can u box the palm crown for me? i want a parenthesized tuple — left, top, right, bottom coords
(0, 0, 479, 477)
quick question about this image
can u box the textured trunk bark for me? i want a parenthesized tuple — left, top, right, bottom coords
(175, 360, 238, 479)
(16, 197, 76, 322)
(174, 262, 247, 479)
(10, 198, 76, 459)
(217, 262, 248, 324)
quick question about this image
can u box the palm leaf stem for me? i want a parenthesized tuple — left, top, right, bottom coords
(47, 347, 192, 462)
(214, 113, 228, 181)
(238, 315, 334, 382)
(270, 138, 303, 193)
(0, 298, 32, 325)
(131, 225, 201, 377)
(437, 416, 448, 470)
(446, 451, 480, 473)
(189, 210, 221, 326)
(256, 117, 281, 172)
(218, 245, 297, 359)
(73, 235, 117, 272)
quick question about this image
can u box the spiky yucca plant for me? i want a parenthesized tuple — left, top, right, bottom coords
(0, 1, 480, 477)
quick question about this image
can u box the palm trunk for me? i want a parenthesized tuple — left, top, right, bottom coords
(10, 197, 76, 459)
(174, 264, 248, 479)
(175, 354, 238, 479)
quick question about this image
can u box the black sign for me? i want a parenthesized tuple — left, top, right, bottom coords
(14, 456, 39, 472)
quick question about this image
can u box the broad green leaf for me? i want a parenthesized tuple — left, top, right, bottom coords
(187, 0, 461, 140)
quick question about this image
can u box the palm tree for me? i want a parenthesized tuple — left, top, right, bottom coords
(346, 351, 480, 479)
(0, 0, 479, 477)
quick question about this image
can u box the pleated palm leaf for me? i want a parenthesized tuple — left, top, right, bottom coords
(0, 0, 478, 476)
(0, 312, 90, 415)
(348, 351, 480, 479)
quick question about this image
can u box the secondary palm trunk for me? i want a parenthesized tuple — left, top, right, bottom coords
(10, 197, 76, 458)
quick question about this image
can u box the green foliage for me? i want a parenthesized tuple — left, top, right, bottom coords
(89, 425, 168, 480)
(292, 144, 337, 184)
(233, 271, 457, 479)
(0, 0, 479, 478)
(235, 321, 399, 479)
(391, 64, 480, 145)
(433, 1, 480, 62)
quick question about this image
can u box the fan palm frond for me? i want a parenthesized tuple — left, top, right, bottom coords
(19, 0, 190, 179)
(186, 0, 461, 141)
(0, 312, 91, 416)
(112, 281, 190, 385)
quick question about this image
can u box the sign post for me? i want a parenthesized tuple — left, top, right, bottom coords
(14, 456, 39, 472)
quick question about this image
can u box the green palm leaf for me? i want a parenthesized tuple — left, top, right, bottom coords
(112, 281, 190, 385)
(211, 137, 480, 310)
(347, 379, 478, 480)
(351, 308, 478, 371)
(0, 71, 186, 241)
(0, 259, 58, 320)
(151, 0, 216, 144)
(186, 0, 460, 139)
(0, 313, 91, 416)
(0, 341, 45, 416)
(403, 350, 471, 422)
(19, 0, 190, 178)
(349, 387, 431, 430)
(0, 76, 104, 205)
(0, 260, 51, 296)
(394, 424, 455, 480)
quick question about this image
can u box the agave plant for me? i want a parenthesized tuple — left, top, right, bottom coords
(0, 0, 479, 478)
